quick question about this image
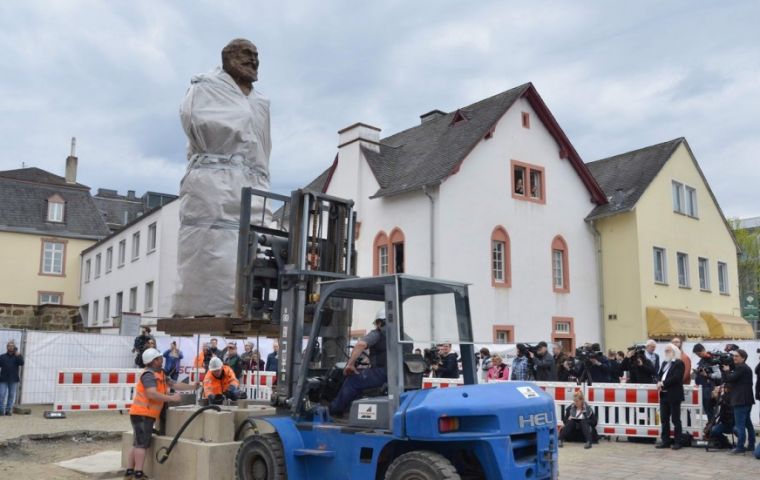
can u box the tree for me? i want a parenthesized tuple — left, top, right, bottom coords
(730, 218, 760, 301)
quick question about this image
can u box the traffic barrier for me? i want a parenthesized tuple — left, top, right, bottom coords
(241, 371, 276, 401)
(53, 368, 140, 412)
(422, 377, 463, 389)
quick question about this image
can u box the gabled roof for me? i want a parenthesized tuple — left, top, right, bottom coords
(585, 137, 739, 250)
(585, 138, 684, 220)
(353, 82, 606, 203)
(0, 171, 110, 240)
(0, 167, 89, 190)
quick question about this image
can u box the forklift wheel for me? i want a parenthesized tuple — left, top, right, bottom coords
(235, 434, 287, 480)
(384, 451, 460, 480)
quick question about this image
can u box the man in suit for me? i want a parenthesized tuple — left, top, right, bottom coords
(655, 343, 686, 450)
(645, 339, 660, 374)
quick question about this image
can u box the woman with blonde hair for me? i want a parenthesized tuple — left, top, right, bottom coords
(559, 390, 595, 448)
(655, 343, 686, 450)
(486, 354, 509, 381)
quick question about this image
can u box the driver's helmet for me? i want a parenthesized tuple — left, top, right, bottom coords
(374, 308, 386, 326)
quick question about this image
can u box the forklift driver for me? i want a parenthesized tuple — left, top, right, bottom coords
(330, 309, 387, 416)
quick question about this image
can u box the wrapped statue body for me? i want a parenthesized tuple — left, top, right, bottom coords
(173, 39, 272, 317)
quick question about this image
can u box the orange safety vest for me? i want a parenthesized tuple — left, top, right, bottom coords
(129, 369, 168, 419)
(203, 365, 239, 397)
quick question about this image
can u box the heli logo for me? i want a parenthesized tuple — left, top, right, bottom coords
(518, 412, 552, 429)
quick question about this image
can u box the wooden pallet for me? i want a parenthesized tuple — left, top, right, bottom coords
(157, 316, 280, 337)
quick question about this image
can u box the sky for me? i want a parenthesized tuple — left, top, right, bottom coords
(0, 1, 758, 217)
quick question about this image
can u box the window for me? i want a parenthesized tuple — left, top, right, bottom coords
(47, 199, 64, 222)
(41, 240, 65, 275)
(84, 258, 91, 282)
(94, 253, 101, 279)
(491, 226, 511, 287)
(521, 111, 530, 129)
(672, 181, 684, 213)
(698, 257, 710, 291)
(93, 300, 99, 325)
(718, 262, 728, 294)
(390, 228, 405, 274)
(677, 252, 690, 288)
(493, 325, 514, 344)
(144, 281, 154, 312)
(129, 287, 138, 312)
(511, 160, 545, 203)
(132, 232, 140, 260)
(103, 296, 111, 322)
(685, 186, 698, 217)
(105, 247, 113, 273)
(147, 223, 157, 253)
(551, 236, 569, 292)
(115, 292, 123, 317)
(653, 247, 667, 284)
(552, 317, 576, 353)
(80, 304, 89, 326)
(373, 231, 389, 276)
(38, 292, 62, 305)
(118, 239, 126, 266)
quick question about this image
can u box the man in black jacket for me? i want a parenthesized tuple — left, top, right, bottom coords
(532, 342, 557, 381)
(621, 346, 657, 384)
(0, 340, 24, 416)
(655, 343, 686, 450)
(722, 349, 756, 454)
(693, 343, 721, 421)
(433, 343, 459, 379)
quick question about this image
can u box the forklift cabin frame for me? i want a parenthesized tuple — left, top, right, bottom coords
(292, 274, 478, 429)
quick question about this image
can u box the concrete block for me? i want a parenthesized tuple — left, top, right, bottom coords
(202, 410, 235, 443)
(122, 431, 240, 480)
(165, 406, 205, 441)
(236, 398, 269, 408)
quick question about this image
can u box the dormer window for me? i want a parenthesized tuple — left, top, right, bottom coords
(47, 194, 65, 222)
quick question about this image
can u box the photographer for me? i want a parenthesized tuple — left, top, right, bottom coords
(511, 344, 535, 381)
(558, 357, 577, 382)
(721, 349, 756, 454)
(532, 341, 557, 381)
(433, 343, 459, 379)
(705, 385, 734, 449)
(692, 343, 721, 421)
(621, 344, 656, 384)
(574, 344, 611, 384)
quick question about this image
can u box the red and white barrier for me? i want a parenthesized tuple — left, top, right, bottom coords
(241, 371, 276, 401)
(422, 376, 464, 389)
(53, 368, 140, 412)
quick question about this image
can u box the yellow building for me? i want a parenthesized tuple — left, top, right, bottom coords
(587, 138, 754, 349)
(0, 161, 109, 307)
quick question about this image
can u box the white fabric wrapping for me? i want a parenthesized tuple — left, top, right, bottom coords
(173, 67, 272, 317)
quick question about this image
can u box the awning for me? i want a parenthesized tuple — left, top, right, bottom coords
(646, 307, 710, 338)
(699, 311, 755, 340)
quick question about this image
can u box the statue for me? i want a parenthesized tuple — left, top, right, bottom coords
(173, 39, 272, 317)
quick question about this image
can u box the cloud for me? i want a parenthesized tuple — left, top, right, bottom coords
(0, 0, 757, 218)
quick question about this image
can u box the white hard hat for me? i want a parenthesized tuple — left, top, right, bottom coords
(209, 357, 224, 371)
(375, 308, 386, 322)
(142, 348, 162, 365)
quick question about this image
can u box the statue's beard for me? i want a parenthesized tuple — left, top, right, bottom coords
(228, 64, 257, 84)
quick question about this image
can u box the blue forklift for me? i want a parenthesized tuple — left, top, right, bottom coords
(160, 189, 558, 480)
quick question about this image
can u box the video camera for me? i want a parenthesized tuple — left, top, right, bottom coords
(627, 343, 646, 354)
(423, 347, 441, 367)
(704, 350, 734, 369)
(517, 343, 539, 356)
(575, 345, 603, 362)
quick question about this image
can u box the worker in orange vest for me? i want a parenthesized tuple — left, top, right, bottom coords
(204, 357, 246, 404)
(126, 348, 198, 479)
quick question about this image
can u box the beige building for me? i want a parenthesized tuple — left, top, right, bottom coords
(0, 157, 109, 309)
(586, 138, 753, 349)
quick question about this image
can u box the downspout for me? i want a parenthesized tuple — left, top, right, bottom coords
(423, 184, 437, 341)
(589, 219, 606, 350)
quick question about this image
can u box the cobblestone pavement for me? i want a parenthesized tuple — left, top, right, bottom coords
(558, 439, 760, 479)
(0, 405, 129, 442)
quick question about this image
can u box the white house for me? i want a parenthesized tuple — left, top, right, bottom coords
(79, 199, 179, 332)
(306, 83, 609, 350)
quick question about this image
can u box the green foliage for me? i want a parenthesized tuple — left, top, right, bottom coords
(730, 218, 760, 297)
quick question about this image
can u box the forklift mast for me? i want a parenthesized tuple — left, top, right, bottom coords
(234, 187, 357, 407)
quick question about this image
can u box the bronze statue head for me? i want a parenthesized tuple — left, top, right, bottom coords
(222, 38, 259, 92)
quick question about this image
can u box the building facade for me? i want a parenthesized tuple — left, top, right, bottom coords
(587, 138, 752, 349)
(79, 199, 179, 331)
(0, 158, 109, 311)
(307, 83, 608, 349)
(93, 188, 177, 232)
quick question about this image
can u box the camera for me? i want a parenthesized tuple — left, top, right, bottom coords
(705, 350, 734, 369)
(518, 343, 539, 356)
(575, 345, 603, 362)
(627, 343, 646, 354)
(423, 347, 441, 367)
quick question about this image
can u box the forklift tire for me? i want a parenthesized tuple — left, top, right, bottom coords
(235, 434, 287, 480)
(384, 451, 460, 480)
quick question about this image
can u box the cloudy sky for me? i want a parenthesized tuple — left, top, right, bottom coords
(1, 1, 758, 217)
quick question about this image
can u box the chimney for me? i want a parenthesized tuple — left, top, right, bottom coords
(127, 190, 136, 200)
(613, 189, 625, 207)
(334, 122, 381, 205)
(65, 137, 78, 184)
(420, 109, 446, 124)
